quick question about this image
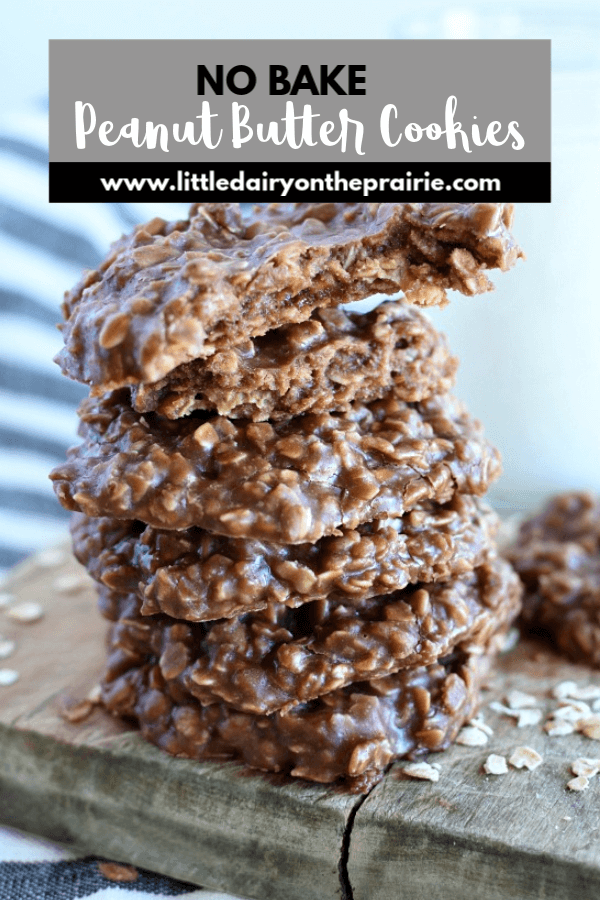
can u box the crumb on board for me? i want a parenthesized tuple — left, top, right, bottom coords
(488, 700, 516, 716)
(558, 699, 592, 715)
(549, 702, 590, 723)
(552, 681, 578, 700)
(61, 698, 96, 723)
(569, 685, 600, 701)
(61, 685, 103, 723)
(489, 700, 542, 727)
(97, 861, 139, 882)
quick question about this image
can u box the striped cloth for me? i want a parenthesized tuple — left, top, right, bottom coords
(0, 825, 246, 899)
(0, 103, 189, 582)
(0, 104, 254, 899)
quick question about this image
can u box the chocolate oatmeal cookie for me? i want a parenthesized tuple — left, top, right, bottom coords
(97, 553, 521, 715)
(100, 619, 510, 792)
(56, 202, 522, 394)
(129, 301, 457, 421)
(51, 388, 501, 542)
(71, 495, 498, 621)
(507, 492, 600, 666)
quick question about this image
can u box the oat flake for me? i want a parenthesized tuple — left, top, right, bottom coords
(97, 862, 139, 883)
(506, 690, 539, 710)
(516, 708, 543, 728)
(456, 726, 488, 747)
(7, 602, 43, 623)
(489, 700, 542, 728)
(552, 703, 591, 723)
(552, 681, 578, 700)
(571, 758, 600, 778)
(402, 762, 440, 782)
(469, 716, 494, 736)
(508, 746, 543, 771)
(36, 548, 68, 569)
(0, 639, 16, 660)
(569, 685, 600, 701)
(544, 720, 575, 737)
(53, 573, 87, 593)
(484, 754, 508, 775)
(579, 721, 600, 741)
(559, 698, 592, 714)
(0, 669, 19, 686)
(488, 700, 516, 716)
(567, 775, 589, 792)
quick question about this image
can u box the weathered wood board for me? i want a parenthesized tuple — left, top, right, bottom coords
(347, 648, 600, 900)
(1, 542, 600, 900)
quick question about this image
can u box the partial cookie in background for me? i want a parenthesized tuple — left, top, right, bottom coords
(512, 492, 600, 551)
(56, 202, 522, 394)
(51, 389, 501, 542)
(99, 618, 511, 792)
(130, 301, 458, 421)
(97, 553, 521, 715)
(507, 492, 600, 667)
(71, 495, 498, 622)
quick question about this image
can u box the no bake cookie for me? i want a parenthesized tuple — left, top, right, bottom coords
(51, 388, 501, 542)
(71, 495, 498, 622)
(97, 553, 521, 715)
(56, 202, 522, 394)
(130, 301, 457, 421)
(100, 619, 510, 792)
(508, 492, 600, 666)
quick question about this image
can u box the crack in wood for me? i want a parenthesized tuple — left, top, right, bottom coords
(338, 795, 365, 900)
(339, 764, 393, 900)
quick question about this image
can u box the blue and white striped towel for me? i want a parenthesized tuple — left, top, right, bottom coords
(0, 103, 254, 900)
(0, 103, 189, 582)
(0, 824, 246, 899)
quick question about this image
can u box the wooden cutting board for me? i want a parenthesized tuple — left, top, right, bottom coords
(1, 542, 600, 900)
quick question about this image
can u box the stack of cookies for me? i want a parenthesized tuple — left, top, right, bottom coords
(51, 203, 523, 790)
